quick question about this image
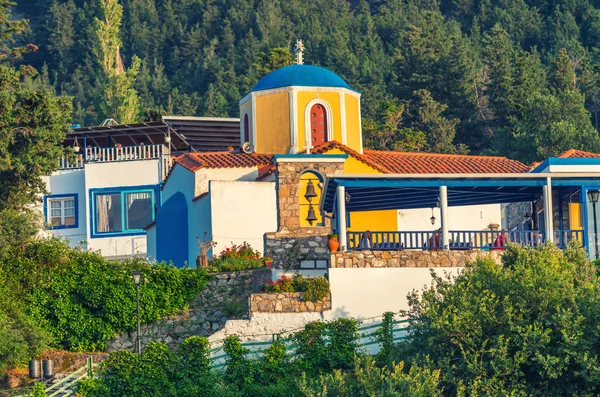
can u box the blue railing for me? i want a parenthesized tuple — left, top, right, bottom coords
(347, 230, 583, 251)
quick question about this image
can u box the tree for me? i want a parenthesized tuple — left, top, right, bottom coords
(94, 0, 141, 124)
(0, 2, 72, 249)
(396, 243, 600, 396)
(408, 89, 466, 154)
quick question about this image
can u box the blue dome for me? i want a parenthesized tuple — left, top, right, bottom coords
(251, 65, 357, 92)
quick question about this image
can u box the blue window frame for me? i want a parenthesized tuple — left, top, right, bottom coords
(44, 194, 79, 229)
(90, 185, 158, 238)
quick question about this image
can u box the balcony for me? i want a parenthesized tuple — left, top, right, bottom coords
(347, 229, 583, 251)
(59, 144, 165, 170)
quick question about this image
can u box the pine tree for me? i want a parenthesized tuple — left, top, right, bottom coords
(94, 0, 141, 124)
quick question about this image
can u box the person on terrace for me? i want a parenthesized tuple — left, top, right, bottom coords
(492, 228, 509, 250)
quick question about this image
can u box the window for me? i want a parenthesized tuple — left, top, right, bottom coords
(45, 194, 78, 229)
(310, 103, 328, 146)
(243, 114, 249, 143)
(92, 186, 156, 236)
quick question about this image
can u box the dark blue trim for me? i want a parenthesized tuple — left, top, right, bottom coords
(44, 193, 79, 230)
(273, 154, 348, 160)
(531, 158, 600, 173)
(89, 184, 160, 239)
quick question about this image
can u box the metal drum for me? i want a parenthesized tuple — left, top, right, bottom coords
(42, 359, 54, 379)
(28, 360, 41, 379)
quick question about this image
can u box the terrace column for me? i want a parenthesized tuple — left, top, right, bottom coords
(439, 185, 449, 250)
(543, 177, 554, 243)
(337, 185, 347, 251)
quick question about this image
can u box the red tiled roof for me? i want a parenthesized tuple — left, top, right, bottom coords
(256, 164, 276, 180)
(311, 141, 390, 173)
(175, 151, 273, 172)
(363, 150, 530, 174)
(557, 149, 600, 158)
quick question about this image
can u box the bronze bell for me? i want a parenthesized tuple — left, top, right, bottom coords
(306, 205, 318, 225)
(304, 180, 318, 202)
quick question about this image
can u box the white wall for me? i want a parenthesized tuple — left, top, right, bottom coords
(190, 195, 212, 266)
(397, 204, 501, 232)
(194, 167, 261, 197)
(83, 160, 161, 257)
(162, 165, 195, 204)
(209, 180, 277, 255)
(325, 267, 462, 321)
(44, 169, 87, 248)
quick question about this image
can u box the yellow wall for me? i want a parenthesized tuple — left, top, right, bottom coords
(344, 94, 361, 153)
(348, 210, 398, 233)
(321, 148, 397, 232)
(255, 92, 290, 153)
(297, 91, 342, 152)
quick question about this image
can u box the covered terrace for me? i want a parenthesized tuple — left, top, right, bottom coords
(321, 172, 600, 260)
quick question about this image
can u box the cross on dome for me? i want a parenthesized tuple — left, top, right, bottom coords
(294, 39, 304, 65)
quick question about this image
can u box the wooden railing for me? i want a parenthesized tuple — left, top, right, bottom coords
(59, 144, 164, 169)
(346, 229, 584, 251)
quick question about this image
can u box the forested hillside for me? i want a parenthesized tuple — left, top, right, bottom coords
(14, 0, 600, 162)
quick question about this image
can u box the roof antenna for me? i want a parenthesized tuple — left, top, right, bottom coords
(294, 39, 304, 65)
(100, 119, 118, 127)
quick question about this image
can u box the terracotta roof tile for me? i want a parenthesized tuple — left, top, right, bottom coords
(557, 149, 600, 158)
(175, 151, 273, 172)
(256, 164, 276, 180)
(311, 141, 390, 173)
(363, 150, 530, 174)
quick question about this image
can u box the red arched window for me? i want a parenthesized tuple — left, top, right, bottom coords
(243, 114, 249, 143)
(310, 103, 328, 146)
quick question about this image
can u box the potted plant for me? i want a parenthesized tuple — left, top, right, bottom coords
(263, 257, 273, 268)
(328, 233, 340, 253)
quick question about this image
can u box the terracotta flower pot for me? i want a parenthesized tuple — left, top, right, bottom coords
(328, 236, 339, 253)
(264, 260, 273, 268)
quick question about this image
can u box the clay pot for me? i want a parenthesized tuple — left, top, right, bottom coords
(328, 236, 340, 253)
(264, 260, 273, 268)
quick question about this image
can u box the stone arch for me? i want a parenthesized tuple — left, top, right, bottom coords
(299, 170, 324, 227)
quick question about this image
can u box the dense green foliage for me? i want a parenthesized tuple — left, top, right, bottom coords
(14, 0, 600, 161)
(262, 274, 330, 302)
(75, 244, 600, 396)
(78, 318, 434, 397)
(0, 238, 210, 371)
(394, 242, 600, 396)
(0, 1, 72, 250)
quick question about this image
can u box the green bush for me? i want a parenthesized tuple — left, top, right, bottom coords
(394, 243, 600, 396)
(209, 242, 266, 272)
(297, 355, 442, 397)
(0, 284, 49, 373)
(262, 274, 330, 302)
(0, 238, 211, 353)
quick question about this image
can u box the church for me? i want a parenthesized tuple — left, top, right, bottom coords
(146, 42, 528, 268)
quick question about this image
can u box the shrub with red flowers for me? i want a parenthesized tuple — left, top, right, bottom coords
(261, 274, 330, 302)
(209, 242, 267, 272)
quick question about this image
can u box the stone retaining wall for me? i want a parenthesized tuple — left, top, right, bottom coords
(250, 292, 331, 313)
(331, 249, 503, 268)
(265, 229, 329, 269)
(106, 269, 271, 351)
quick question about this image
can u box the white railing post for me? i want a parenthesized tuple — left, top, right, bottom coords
(440, 186, 449, 250)
(337, 185, 347, 251)
(544, 177, 554, 243)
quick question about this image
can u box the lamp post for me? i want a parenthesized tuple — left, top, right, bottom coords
(588, 190, 600, 259)
(132, 270, 142, 356)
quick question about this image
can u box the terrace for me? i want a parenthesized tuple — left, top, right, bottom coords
(322, 168, 600, 261)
